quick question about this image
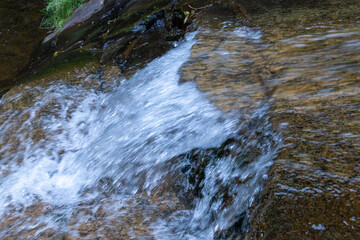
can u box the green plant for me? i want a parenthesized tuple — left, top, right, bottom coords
(42, 0, 85, 30)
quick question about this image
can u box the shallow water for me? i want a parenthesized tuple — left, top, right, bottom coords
(0, 32, 278, 239)
(180, 2, 360, 238)
(0, 0, 359, 239)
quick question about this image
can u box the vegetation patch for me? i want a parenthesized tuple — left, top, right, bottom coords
(42, 0, 85, 30)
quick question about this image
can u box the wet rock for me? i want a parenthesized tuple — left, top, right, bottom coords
(25, 0, 195, 88)
(244, 1, 360, 239)
(177, 1, 360, 239)
(42, 0, 118, 45)
(2, 0, 360, 239)
(0, 0, 47, 91)
(61, 0, 106, 33)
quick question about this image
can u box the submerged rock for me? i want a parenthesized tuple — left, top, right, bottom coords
(1, 0, 360, 239)
(179, 0, 360, 239)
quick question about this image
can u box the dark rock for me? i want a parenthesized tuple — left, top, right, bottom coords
(0, 0, 47, 90)
(25, 0, 196, 85)
(62, 0, 105, 32)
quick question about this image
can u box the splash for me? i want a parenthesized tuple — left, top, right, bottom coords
(0, 32, 278, 238)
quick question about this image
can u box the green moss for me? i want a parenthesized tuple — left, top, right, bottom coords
(29, 49, 98, 81)
(42, 0, 85, 30)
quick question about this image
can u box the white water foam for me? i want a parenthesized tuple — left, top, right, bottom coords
(0, 32, 239, 236)
(0, 32, 277, 238)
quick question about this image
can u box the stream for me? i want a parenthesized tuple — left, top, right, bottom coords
(0, 32, 278, 239)
(0, 0, 359, 239)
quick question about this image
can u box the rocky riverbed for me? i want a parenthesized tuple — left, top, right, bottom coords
(0, 0, 359, 239)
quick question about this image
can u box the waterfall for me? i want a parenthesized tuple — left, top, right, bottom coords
(0, 32, 278, 239)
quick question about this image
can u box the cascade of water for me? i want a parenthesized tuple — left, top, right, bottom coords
(0, 32, 278, 238)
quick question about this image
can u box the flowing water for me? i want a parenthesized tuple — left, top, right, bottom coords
(0, 32, 278, 239)
(1, 0, 360, 239)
